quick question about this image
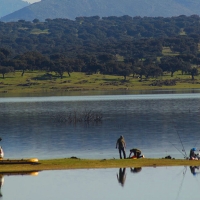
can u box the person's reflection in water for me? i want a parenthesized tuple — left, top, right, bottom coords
(0, 174, 4, 197)
(117, 168, 126, 187)
(190, 166, 199, 176)
(130, 167, 142, 173)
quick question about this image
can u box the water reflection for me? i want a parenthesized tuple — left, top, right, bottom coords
(0, 171, 39, 197)
(117, 168, 126, 187)
(0, 175, 3, 197)
(1, 167, 200, 200)
(130, 167, 142, 173)
(190, 166, 200, 176)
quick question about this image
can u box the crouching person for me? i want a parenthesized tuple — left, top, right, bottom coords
(129, 148, 144, 159)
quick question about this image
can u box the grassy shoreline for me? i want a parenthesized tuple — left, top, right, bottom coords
(0, 71, 200, 97)
(0, 158, 200, 173)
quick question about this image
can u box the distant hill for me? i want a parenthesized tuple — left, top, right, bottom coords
(1, 0, 200, 22)
(0, 0, 29, 18)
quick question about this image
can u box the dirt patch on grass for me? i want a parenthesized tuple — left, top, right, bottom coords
(75, 80, 88, 84)
(100, 81, 130, 86)
(150, 79, 176, 86)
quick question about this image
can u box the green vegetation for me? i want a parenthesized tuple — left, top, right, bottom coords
(162, 47, 179, 56)
(0, 70, 200, 96)
(30, 29, 49, 34)
(0, 16, 199, 95)
(0, 158, 199, 173)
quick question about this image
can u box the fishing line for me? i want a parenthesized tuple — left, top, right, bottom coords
(168, 141, 186, 157)
(172, 121, 187, 158)
(175, 127, 187, 158)
(194, 138, 199, 149)
(175, 167, 187, 200)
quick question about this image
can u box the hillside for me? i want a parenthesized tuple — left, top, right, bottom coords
(0, 0, 29, 18)
(1, 0, 200, 22)
(0, 16, 199, 93)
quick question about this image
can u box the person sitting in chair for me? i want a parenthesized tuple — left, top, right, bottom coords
(189, 148, 198, 160)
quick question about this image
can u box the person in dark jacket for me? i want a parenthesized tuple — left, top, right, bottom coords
(129, 148, 144, 158)
(116, 135, 126, 159)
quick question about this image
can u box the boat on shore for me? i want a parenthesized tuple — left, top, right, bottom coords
(0, 158, 39, 165)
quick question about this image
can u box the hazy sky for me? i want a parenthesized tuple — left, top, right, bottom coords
(23, 0, 41, 3)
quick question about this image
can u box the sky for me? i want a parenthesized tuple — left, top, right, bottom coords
(23, 0, 41, 3)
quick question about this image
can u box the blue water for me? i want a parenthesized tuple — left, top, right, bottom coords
(1, 167, 200, 200)
(0, 93, 199, 159)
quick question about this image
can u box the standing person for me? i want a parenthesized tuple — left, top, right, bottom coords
(116, 135, 126, 159)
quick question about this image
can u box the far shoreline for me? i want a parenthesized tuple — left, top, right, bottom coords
(0, 71, 200, 97)
(1, 88, 200, 98)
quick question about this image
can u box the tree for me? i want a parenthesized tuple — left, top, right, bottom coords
(33, 19, 40, 23)
(144, 64, 163, 79)
(51, 61, 65, 79)
(159, 56, 185, 77)
(189, 67, 198, 80)
(98, 54, 115, 64)
(0, 48, 11, 58)
(50, 54, 75, 78)
(11, 59, 27, 76)
(116, 64, 132, 81)
(0, 66, 14, 79)
(86, 56, 100, 74)
(13, 51, 47, 76)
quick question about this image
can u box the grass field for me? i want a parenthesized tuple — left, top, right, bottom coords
(0, 70, 199, 97)
(0, 158, 199, 173)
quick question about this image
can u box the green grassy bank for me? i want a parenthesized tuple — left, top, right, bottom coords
(0, 158, 200, 173)
(0, 70, 200, 97)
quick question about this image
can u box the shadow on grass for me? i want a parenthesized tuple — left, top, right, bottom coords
(102, 78, 132, 83)
(0, 76, 15, 79)
(33, 73, 64, 80)
(102, 78, 121, 82)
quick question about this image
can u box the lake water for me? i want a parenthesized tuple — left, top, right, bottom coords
(1, 167, 200, 200)
(0, 91, 200, 199)
(0, 92, 200, 159)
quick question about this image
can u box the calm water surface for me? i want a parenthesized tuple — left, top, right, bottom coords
(0, 92, 200, 200)
(1, 167, 200, 200)
(0, 93, 200, 159)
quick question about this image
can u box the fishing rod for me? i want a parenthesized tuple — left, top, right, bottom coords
(172, 121, 188, 159)
(194, 137, 200, 150)
(175, 127, 188, 158)
(168, 141, 186, 158)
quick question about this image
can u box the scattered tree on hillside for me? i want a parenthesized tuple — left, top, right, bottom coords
(0, 66, 14, 79)
(189, 67, 198, 80)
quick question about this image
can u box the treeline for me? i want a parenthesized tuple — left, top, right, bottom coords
(0, 15, 200, 79)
